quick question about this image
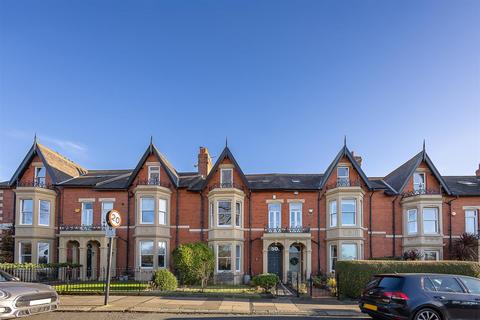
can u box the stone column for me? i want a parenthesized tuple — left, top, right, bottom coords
(100, 246, 108, 281)
(262, 248, 268, 274)
(306, 249, 312, 280)
(283, 241, 289, 283)
(79, 247, 87, 280)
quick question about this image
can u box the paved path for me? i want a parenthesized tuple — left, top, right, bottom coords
(57, 295, 368, 318)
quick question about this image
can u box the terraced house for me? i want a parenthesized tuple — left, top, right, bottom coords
(1, 138, 479, 284)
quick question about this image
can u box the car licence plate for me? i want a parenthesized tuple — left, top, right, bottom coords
(363, 303, 377, 311)
(29, 298, 51, 306)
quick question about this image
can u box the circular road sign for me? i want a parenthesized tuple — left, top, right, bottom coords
(106, 210, 122, 228)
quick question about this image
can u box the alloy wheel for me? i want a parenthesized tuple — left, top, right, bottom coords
(415, 308, 441, 320)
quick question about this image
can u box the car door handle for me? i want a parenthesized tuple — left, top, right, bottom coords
(434, 296, 446, 300)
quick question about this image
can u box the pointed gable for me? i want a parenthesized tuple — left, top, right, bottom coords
(319, 145, 372, 190)
(384, 150, 451, 195)
(9, 141, 86, 186)
(126, 143, 179, 187)
(201, 146, 249, 190)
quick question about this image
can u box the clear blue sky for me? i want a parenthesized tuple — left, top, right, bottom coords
(1, 0, 479, 181)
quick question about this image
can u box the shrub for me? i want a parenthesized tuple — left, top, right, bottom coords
(326, 277, 337, 296)
(172, 242, 214, 287)
(252, 273, 279, 293)
(402, 249, 423, 261)
(152, 269, 178, 291)
(453, 233, 479, 261)
(336, 260, 480, 299)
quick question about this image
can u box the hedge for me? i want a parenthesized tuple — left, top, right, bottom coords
(252, 273, 279, 293)
(0, 262, 82, 269)
(152, 269, 178, 291)
(336, 260, 480, 299)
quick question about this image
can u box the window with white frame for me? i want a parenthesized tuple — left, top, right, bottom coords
(35, 166, 46, 186)
(341, 199, 356, 226)
(20, 199, 33, 225)
(407, 209, 418, 234)
(220, 168, 233, 187)
(81, 202, 94, 226)
(158, 199, 167, 225)
(209, 202, 214, 227)
(235, 201, 241, 227)
(413, 172, 426, 192)
(289, 202, 302, 228)
(217, 244, 232, 271)
(465, 210, 478, 234)
(101, 201, 114, 226)
(37, 242, 49, 264)
(337, 166, 349, 186)
(148, 166, 160, 184)
(19, 242, 32, 263)
(329, 200, 337, 227)
(38, 200, 50, 226)
(424, 250, 439, 261)
(423, 207, 439, 234)
(329, 244, 337, 272)
(140, 240, 154, 268)
(218, 201, 232, 226)
(140, 197, 155, 224)
(158, 241, 167, 268)
(268, 203, 281, 229)
(341, 243, 358, 260)
(235, 245, 241, 272)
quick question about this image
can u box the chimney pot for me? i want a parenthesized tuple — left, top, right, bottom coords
(198, 147, 212, 177)
(476, 163, 480, 177)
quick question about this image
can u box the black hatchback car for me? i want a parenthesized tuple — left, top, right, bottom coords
(359, 273, 480, 320)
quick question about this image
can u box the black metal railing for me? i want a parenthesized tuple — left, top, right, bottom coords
(326, 179, 361, 190)
(264, 226, 311, 233)
(16, 180, 54, 190)
(402, 188, 441, 198)
(59, 224, 106, 232)
(208, 182, 244, 191)
(136, 179, 171, 188)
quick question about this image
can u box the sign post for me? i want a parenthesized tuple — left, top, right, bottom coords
(104, 209, 121, 306)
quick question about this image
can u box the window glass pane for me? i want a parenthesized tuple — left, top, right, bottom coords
(158, 241, 166, 268)
(235, 202, 241, 227)
(330, 245, 337, 272)
(235, 245, 241, 272)
(21, 199, 33, 225)
(407, 209, 417, 234)
(101, 202, 113, 225)
(140, 241, 154, 268)
(414, 173, 425, 191)
(20, 242, 32, 263)
(341, 200, 356, 225)
(82, 202, 94, 226)
(341, 244, 357, 260)
(378, 277, 404, 290)
(459, 277, 480, 294)
(218, 245, 232, 271)
(465, 210, 477, 234)
(221, 169, 233, 186)
(141, 198, 155, 223)
(159, 199, 167, 225)
(424, 251, 439, 261)
(218, 201, 232, 226)
(290, 203, 302, 228)
(423, 208, 439, 234)
(268, 203, 281, 228)
(428, 276, 464, 293)
(35, 167, 46, 185)
(38, 242, 49, 264)
(337, 167, 349, 178)
(39, 200, 50, 225)
(330, 201, 337, 227)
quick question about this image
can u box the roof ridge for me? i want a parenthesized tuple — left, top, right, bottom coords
(37, 142, 87, 174)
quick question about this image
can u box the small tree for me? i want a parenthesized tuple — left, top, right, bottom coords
(452, 233, 479, 261)
(0, 226, 14, 263)
(173, 242, 214, 289)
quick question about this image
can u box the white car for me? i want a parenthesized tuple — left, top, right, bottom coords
(0, 270, 58, 318)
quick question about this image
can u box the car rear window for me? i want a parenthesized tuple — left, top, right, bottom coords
(377, 277, 404, 290)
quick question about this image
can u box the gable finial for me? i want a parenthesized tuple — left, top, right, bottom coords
(225, 136, 228, 148)
(150, 135, 153, 145)
(344, 135, 347, 147)
(34, 133, 37, 143)
(423, 139, 426, 152)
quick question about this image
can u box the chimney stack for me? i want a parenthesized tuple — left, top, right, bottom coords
(476, 164, 480, 177)
(198, 147, 212, 177)
(351, 151, 363, 167)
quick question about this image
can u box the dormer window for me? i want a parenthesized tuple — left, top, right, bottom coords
(337, 167, 349, 187)
(35, 166, 46, 187)
(220, 168, 233, 188)
(413, 172, 426, 192)
(148, 166, 160, 185)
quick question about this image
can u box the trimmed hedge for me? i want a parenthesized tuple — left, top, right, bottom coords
(336, 260, 480, 299)
(252, 273, 279, 293)
(152, 269, 178, 291)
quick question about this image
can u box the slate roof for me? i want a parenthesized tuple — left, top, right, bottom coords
(443, 176, 480, 196)
(246, 174, 322, 190)
(59, 170, 132, 187)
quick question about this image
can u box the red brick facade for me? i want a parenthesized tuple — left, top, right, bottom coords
(1, 141, 479, 282)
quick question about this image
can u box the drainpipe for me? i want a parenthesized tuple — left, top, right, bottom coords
(369, 191, 374, 259)
(446, 196, 458, 258)
(12, 185, 17, 262)
(175, 188, 180, 247)
(200, 191, 204, 242)
(317, 190, 321, 274)
(248, 190, 252, 276)
(54, 186, 61, 263)
(391, 196, 399, 257)
(127, 191, 133, 270)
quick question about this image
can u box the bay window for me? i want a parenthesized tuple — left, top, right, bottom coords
(140, 240, 154, 268)
(423, 207, 439, 234)
(218, 201, 232, 226)
(407, 209, 418, 234)
(341, 243, 357, 260)
(158, 241, 167, 268)
(268, 203, 281, 229)
(81, 202, 93, 226)
(329, 200, 337, 227)
(20, 199, 33, 225)
(465, 210, 478, 234)
(341, 199, 356, 226)
(289, 202, 302, 228)
(140, 197, 155, 224)
(37, 242, 49, 264)
(235, 201, 241, 227)
(217, 245, 232, 271)
(159, 199, 167, 225)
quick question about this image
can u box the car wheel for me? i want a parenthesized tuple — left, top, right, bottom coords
(414, 308, 442, 320)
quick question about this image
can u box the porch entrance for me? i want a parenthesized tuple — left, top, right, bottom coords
(267, 243, 283, 279)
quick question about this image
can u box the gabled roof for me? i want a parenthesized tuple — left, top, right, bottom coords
(384, 149, 451, 195)
(443, 176, 480, 196)
(9, 140, 86, 186)
(246, 173, 322, 190)
(58, 170, 132, 187)
(126, 143, 179, 187)
(319, 145, 373, 189)
(201, 146, 249, 190)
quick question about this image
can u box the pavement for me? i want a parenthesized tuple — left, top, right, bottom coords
(57, 295, 369, 318)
